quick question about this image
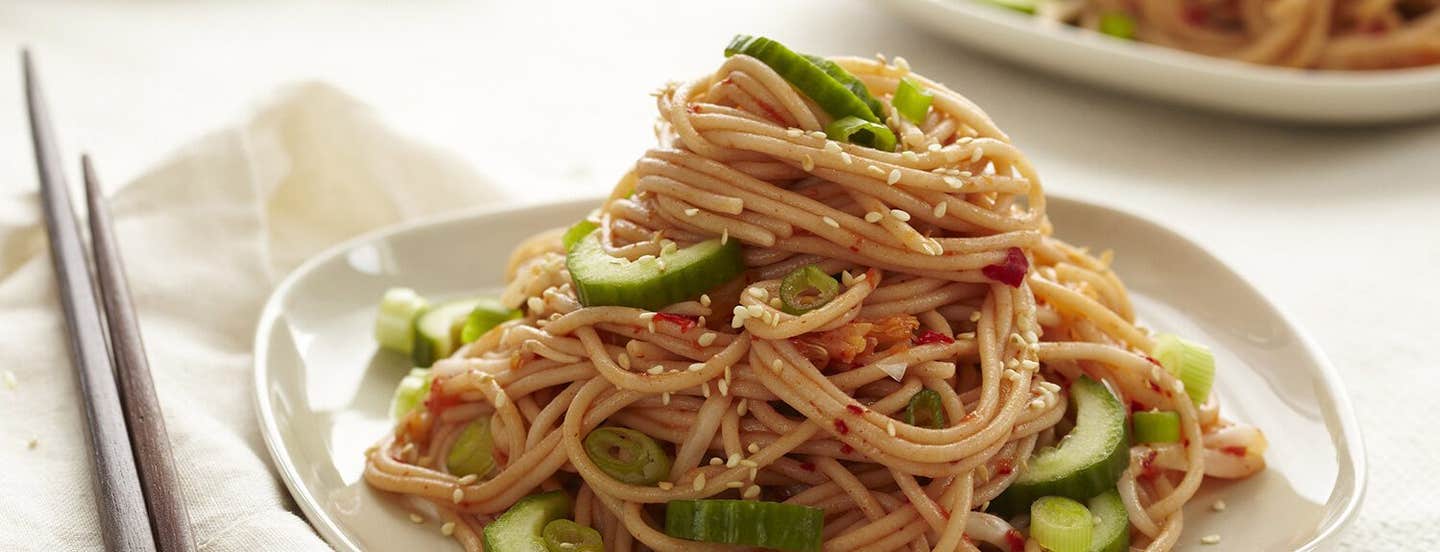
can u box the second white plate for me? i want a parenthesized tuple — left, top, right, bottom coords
(254, 195, 1365, 551)
(874, 0, 1440, 124)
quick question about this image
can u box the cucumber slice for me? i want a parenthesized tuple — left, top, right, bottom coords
(375, 287, 429, 354)
(725, 35, 880, 123)
(562, 220, 599, 251)
(389, 367, 433, 419)
(1087, 489, 1130, 552)
(989, 377, 1128, 515)
(446, 417, 496, 478)
(483, 491, 572, 552)
(412, 297, 488, 367)
(803, 54, 885, 121)
(460, 299, 522, 344)
(665, 500, 824, 552)
(567, 230, 743, 311)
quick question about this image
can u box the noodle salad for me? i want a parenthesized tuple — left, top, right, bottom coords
(363, 36, 1266, 552)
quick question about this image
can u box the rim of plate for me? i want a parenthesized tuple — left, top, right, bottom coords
(253, 193, 1367, 551)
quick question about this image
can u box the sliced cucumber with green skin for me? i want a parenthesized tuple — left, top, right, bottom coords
(989, 377, 1129, 515)
(1087, 489, 1130, 552)
(725, 35, 880, 123)
(375, 287, 429, 354)
(461, 299, 522, 344)
(665, 500, 824, 552)
(803, 54, 885, 121)
(562, 220, 599, 251)
(567, 230, 743, 311)
(483, 491, 573, 552)
(389, 368, 433, 419)
(412, 297, 489, 368)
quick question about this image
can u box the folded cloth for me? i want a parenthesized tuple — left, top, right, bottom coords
(0, 83, 501, 550)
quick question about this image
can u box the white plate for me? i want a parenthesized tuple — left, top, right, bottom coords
(873, 0, 1440, 124)
(254, 196, 1365, 551)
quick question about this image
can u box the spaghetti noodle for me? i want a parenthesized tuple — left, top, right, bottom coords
(364, 40, 1266, 551)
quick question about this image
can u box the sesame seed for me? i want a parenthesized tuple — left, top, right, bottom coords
(1020, 359, 1039, 371)
(887, 420, 897, 437)
(441, 521, 456, 536)
(739, 459, 758, 468)
(659, 481, 675, 490)
(932, 202, 948, 217)
(709, 457, 723, 466)
(727, 453, 742, 468)
(927, 143, 942, 152)
(840, 152, 853, 165)
(527, 296, 545, 314)
(646, 365, 664, 375)
(737, 399, 749, 416)
(746, 304, 764, 318)
(26, 438, 38, 450)
(410, 514, 425, 524)
(618, 353, 631, 370)
(894, 56, 911, 72)
(1039, 381, 1062, 393)
(786, 128, 804, 137)
(970, 311, 982, 322)
(662, 392, 671, 405)
(747, 442, 760, 453)
(457, 474, 479, 485)
(661, 240, 678, 256)
(1201, 535, 1221, 545)
(970, 148, 984, 162)
(698, 332, 717, 347)
(718, 379, 730, 396)
(748, 287, 769, 299)
(1028, 398, 1045, 410)
(809, 131, 828, 140)
(824, 141, 842, 153)
(887, 169, 902, 185)
(689, 363, 705, 371)
(823, 216, 840, 228)
(721, 229, 729, 245)
(693, 473, 708, 491)
(867, 165, 886, 176)
(702, 383, 711, 397)
(802, 155, 815, 172)
(768, 298, 783, 309)
(452, 488, 465, 503)
(901, 151, 920, 162)
(726, 481, 745, 489)
(890, 209, 911, 222)
(1212, 500, 1227, 512)
(864, 211, 883, 223)
(743, 485, 762, 499)
(771, 358, 784, 372)
(685, 208, 699, 216)
(943, 176, 964, 190)
(700, 294, 712, 307)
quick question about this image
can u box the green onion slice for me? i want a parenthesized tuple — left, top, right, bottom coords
(583, 427, 672, 485)
(905, 389, 947, 429)
(446, 417, 497, 478)
(824, 116, 897, 152)
(389, 367, 433, 420)
(665, 499, 824, 552)
(779, 265, 840, 315)
(1152, 333, 1216, 405)
(461, 299, 522, 344)
(892, 78, 933, 124)
(1030, 496, 1093, 552)
(724, 35, 880, 123)
(563, 219, 600, 252)
(375, 287, 429, 354)
(542, 519, 604, 552)
(1131, 410, 1181, 444)
(1099, 12, 1137, 40)
(803, 54, 885, 121)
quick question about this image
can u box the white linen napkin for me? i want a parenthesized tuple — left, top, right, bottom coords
(0, 83, 501, 550)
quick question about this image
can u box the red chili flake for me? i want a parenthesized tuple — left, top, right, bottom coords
(1140, 449, 1160, 479)
(652, 312, 697, 332)
(1005, 529, 1026, 552)
(962, 412, 978, 422)
(849, 239, 863, 253)
(995, 459, 1014, 476)
(686, 104, 702, 114)
(1129, 401, 1147, 414)
(1182, 438, 1191, 447)
(833, 419, 850, 435)
(1148, 380, 1163, 394)
(845, 404, 865, 415)
(1183, 5, 1209, 25)
(799, 461, 817, 472)
(1145, 355, 1163, 367)
(1221, 445, 1248, 457)
(962, 534, 974, 545)
(839, 443, 854, 454)
(939, 507, 951, 519)
(981, 247, 1029, 288)
(912, 330, 955, 346)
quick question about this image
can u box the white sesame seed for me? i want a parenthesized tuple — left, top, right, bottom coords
(693, 473, 707, 491)
(943, 176, 964, 190)
(786, 128, 804, 137)
(727, 453, 742, 468)
(894, 56, 911, 72)
(457, 474, 479, 485)
(526, 296, 545, 314)
(718, 379, 729, 396)
(802, 155, 815, 172)
(1028, 398, 1045, 410)
(700, 294, 712, 307)
(901, 151, 920, 162)
(932, 202, 948, 217)
(887, 169, 902, 185)
(771, 358, 784, 372)
(1201, 534, 1221, 545)
(970, 311, 982, 322)
(864, 211, 883, 223)
(661, 240, 678, 256)
(1212, 500, 1227, 512)
(662, 392, 672, 405)
(746, 304, 764, 318)
(867, 165, 886, 176)
(740, 459, 758, 468)
(689, 362, 705, 371)
(748, 287, 769, 299)
(841, 270, 856, 286)
(824, 141, 842, 153)
(743, 485, 762, 499)
(648, 365, 665, 375)
(809, 131, 828, 140)
(698, 332, 717, 347)
(617, 353, 631, 370)
(452, 488, 465, 503)
(840, 152, 853, 165)
(747, 442, 760, 453)
(970, 148, 984, 162)
(887, 420, 897, 437)
(737, 399, 749, 416)
(441, 522, 456, 536)
(927, 143, 942, 152)
(1039, 381, 1062, 393)
(890, 209, 911, 222)
(721, 228, 729, 245)
(410, 514, 425, 524)
(709, 457, 723, 466)
(823, 216, 840, 228)
(685, 208, 699, 216)
(726, 481, 745, 489)
(702, 383, 711, 397)
(659, 481, 675, 490)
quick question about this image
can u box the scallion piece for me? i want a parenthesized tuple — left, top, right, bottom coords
(665, 500, 824, 552)
(542, 519, 604, 552)
(1099, 12, 1137, 40)
(905, 389, 947, 429)
(892, 78, 933, 124)
(375, 287, 429, 354)
(1152, 334, 1215, 405)
(1030, 496, 1093, 552)
(724, 35, 880, 123)
(461, 299, 522, 344)
(779, 265, 840, 315)
(446, 417, 497, 478)
(562, 220, 599, 252)
(1131, 410, 1181, 444)
(583, 427, 672, 485)
(389, 368, 433, 419)
(824, 116, 898, 152)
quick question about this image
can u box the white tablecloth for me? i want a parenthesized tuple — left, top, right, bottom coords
(1, 1, 1437, 550)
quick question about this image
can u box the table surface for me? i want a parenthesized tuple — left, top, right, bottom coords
(2, 0, 1437, 549)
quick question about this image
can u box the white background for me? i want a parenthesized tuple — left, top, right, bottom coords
(2, 0, 1437, 548)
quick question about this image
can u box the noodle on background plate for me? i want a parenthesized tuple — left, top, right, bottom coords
(363, 37, 1267, 552)
(1028, 0, 1440, 70)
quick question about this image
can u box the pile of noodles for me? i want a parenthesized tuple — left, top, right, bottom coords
(1051, 0, 1440, 69)
(364, 52, 1267, 551)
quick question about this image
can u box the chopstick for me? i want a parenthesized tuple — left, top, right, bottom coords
(84, 155, 198, 552)
(25, 49, 195, 552)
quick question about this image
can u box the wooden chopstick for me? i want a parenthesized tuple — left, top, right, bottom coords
(84, 155, 198, 552)
(24, 49, 159, 552)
